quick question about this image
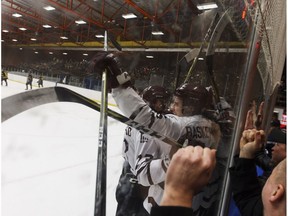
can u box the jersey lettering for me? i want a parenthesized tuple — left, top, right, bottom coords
(123, 139, 129, 153)
(186, 126, 211, 139)
(140, 132, 149, 143)
(125, 126, 132, 136)
(127, 120, 162, 139)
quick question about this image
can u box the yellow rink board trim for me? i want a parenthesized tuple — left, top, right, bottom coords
(7, 78, 118, 108)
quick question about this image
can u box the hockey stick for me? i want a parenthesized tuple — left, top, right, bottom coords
(94, 31, 109, 216)
(184, 12, 220, 84)
(205, 9, 230, 104)
(108, 34, 122, 51)
(175, 48, 200, 88)
(94, 69, 108, 216)
(2, 86, 182, 149)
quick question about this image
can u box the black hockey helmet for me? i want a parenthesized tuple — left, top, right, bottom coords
(142, 85, 170, 112)
(174, 83, 211, 115)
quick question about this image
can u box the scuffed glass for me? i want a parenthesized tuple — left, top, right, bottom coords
(1, 0, 285, 215)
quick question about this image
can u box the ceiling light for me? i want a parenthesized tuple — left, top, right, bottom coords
(95, 34, 104, 38)
(63, 53, 68, 55)
(146, 55, 154, 59)
(83, 53, 88, 56)
(12, 13, 22, 18)
(49, 52, 53, 55)
(197, 3, 218, 10)
(198, 57, 204, 60)
(43, 24, 52, 28)
(19, 27, 27, 31)
(44, 6, 55, 11)
(151, 31, 164, 35)
(75, 20, 87, 24)
(31, 38, 37, 41)
(2, 30, 9, 33)
(122, 13, 137, 19)
(34, 52, 39, 54)
(19, 48, 23, 50)
(60, 36, 68, 40)
(12, 39, 18, 42)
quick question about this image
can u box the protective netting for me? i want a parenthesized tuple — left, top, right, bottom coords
(217, 0, 286, 95)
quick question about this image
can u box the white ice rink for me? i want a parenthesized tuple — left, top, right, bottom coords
(2, 74, 126, 216)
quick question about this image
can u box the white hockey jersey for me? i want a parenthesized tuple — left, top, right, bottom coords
(114, 87, 222, 213)
(122, 125, 172, 213)
(113, 87, 221, 148)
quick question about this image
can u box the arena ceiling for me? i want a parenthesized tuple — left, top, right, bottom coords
(1, 0, 245, 51)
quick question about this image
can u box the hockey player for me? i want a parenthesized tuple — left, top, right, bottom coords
(37, 75, 43, 88)
(1, 70, 8, 86)
(25, 72, 33, 90)
(116, 85, 171, 216)
(89, 52, 222, 214)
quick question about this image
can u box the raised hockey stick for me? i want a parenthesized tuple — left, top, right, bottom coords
(205, 9, 230, 104)
(175, 48, 200, 88)
(183, 12, 220, 84)
(2, 86, 182, 149)
(95, 31, 109, 216)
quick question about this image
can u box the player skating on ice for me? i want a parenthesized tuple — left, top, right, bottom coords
(37, 75, 43, 88)
(25, 72, 33, 90)
(1, 70, 8, 86)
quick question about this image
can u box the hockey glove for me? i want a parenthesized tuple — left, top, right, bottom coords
(89, 51, 131, 88)
(215, 98, 236, 137)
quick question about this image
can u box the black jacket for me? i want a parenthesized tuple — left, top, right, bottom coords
(151, 206, 194, 216)
(229, 158, 263, 216)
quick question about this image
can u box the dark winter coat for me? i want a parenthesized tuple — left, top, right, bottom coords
(229, 158, 263, 216)
(151, 206, 194, 216)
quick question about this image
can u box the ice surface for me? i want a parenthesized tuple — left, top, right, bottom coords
(1, 74, 125, 216)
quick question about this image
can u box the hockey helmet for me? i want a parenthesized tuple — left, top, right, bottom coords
(142, 85, 170, 112)
(174, 83, 210, 115)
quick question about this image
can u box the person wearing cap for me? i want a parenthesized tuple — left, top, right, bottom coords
(268, 128, 286, 165)
(266, 118, 281, 157)
(255, 127, 286, 186)
(230, 129, 286, 216)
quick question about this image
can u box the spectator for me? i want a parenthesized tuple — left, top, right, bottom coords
(246, 102, 287, 186)
(265, 113, 281, 157)
(150, 146, 216, 216)
(267, 127, 286, 165)
(230, 128, 286, 216)
(270, 113, 281, 129)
